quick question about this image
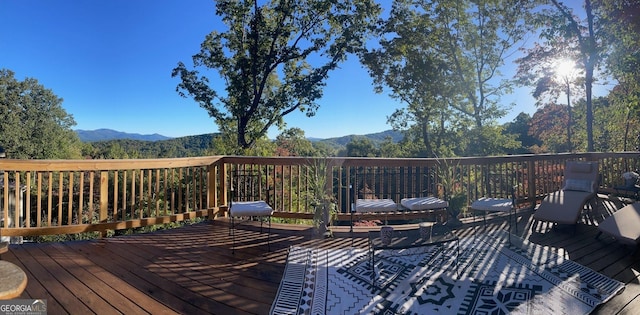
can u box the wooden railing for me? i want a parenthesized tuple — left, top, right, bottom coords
(1, 153, 638, 238)
(0, 157, 221, 237)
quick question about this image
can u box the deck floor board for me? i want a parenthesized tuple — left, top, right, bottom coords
(2, 203, 640, 314)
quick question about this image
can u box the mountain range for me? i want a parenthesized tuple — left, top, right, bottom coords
(76, 129, 172, 142)
(74, 128, 403, 144)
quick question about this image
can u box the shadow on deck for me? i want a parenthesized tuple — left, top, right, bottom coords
(2, 198, 640, 314)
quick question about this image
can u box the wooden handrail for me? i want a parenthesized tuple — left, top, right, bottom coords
(0, 156, 222, 171)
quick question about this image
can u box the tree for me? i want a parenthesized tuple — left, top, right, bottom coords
(211, 128, 276, 156)
(609, 85, 640, 151)
(503, 112, 541, 154)
(360, 0, 454, 157)
(529, 103, 570, 153)
(173, 0, 380, 151)
(345, 136, 377, 157)
(360, 0, 533, 157)
(275, 128, 316, 156)
(434, 0, 533, 130)
(311, 141, 338, 157)
(568, 96, 638, 152)
(0, 69, 82, 159)
(378, 136, 406, 158)
(515, 37, 585, 152)
(598, 0, 640, 150)
(587, 96, 618, 151)
(522, 0, 610, 152)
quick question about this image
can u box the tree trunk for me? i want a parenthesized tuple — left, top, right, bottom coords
(585, 0, 596, 152)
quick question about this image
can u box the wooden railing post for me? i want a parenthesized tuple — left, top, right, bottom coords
(99, 171, 109, 237)
(218, 162, 228, 217)
(527, 161, 536, 209)
(207, 162, 219, 218)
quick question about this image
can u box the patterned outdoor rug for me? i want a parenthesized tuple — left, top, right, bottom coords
(270, 231, 625, 315)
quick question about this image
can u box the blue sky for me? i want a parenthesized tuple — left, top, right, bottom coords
(2, 0, 549, 139)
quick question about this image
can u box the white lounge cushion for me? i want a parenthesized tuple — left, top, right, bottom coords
(355, 199, 397, 213)
(470, 197, 512, 212)
(229, 201, 274, 217)
(400, 197, 448, 211)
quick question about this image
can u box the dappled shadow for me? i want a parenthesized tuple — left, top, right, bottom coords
(5, 210, 640, 314)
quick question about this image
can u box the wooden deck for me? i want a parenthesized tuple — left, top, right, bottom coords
(2, 200, 640, 314)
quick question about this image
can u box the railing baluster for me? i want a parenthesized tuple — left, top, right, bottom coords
(177, 168, 183, 214)
(163, 168, 168, 214)
(147, 169, 152, 217)
(89, 171, 94, 225)
(37, 172, 42, 227)
(122, 171, 127, 221)
(25, 172, 31, 228)
(14, 173, 20, 228)
(129, 170, 135, 220)
(2, 172, 7, 228)
(67, 172, 73, 225)
(113, 171, 119, 224)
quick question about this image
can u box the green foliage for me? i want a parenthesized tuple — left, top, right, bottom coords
(275, 128, 316, 156)
(83, 130, 412, 159)
(88, 134, 218, 158)
(303, 158, 337, 231)
(172, 0, 381, 151)
(503, 113, 541, 154)
(236, 136, 276, 156)
(598, 0, 640, 150)
(27, 219, 205, 243)
(528, 103, 570, 153)
(434, 158, 467, 217)
(515, 36, 584, 106)
(360, 0, 534, 157)
(345, 136, 377, 157)
(378, 136, 407, 158)
(571, 96, 638, 153)
(0, 69, 82, 159)
(527, 95, 640, 153)
(522, 0, 609, 151)
(311, 141, 339, 157)
(466, 125, 522, 157)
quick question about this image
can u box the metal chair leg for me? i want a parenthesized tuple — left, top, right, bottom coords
(267, 216, 272, 252)
(231, 216, 236, 254)
(350, 211, 354, 247)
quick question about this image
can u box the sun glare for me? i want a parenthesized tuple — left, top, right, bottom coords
(556, 59, 576, 81)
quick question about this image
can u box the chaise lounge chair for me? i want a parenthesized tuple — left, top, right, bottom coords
(533, 161, 599, 230)
(596, 202, 640, 247)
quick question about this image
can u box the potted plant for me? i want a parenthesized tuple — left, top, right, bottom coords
(435, 158, 466, 226)
(305, 158, 338, 238)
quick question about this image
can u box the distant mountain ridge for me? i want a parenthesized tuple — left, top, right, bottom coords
(77, 128, 404, 158)
(76, 129, 172, 142)
(75, 128, 403, 144)
(317, 130, 403, 146)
